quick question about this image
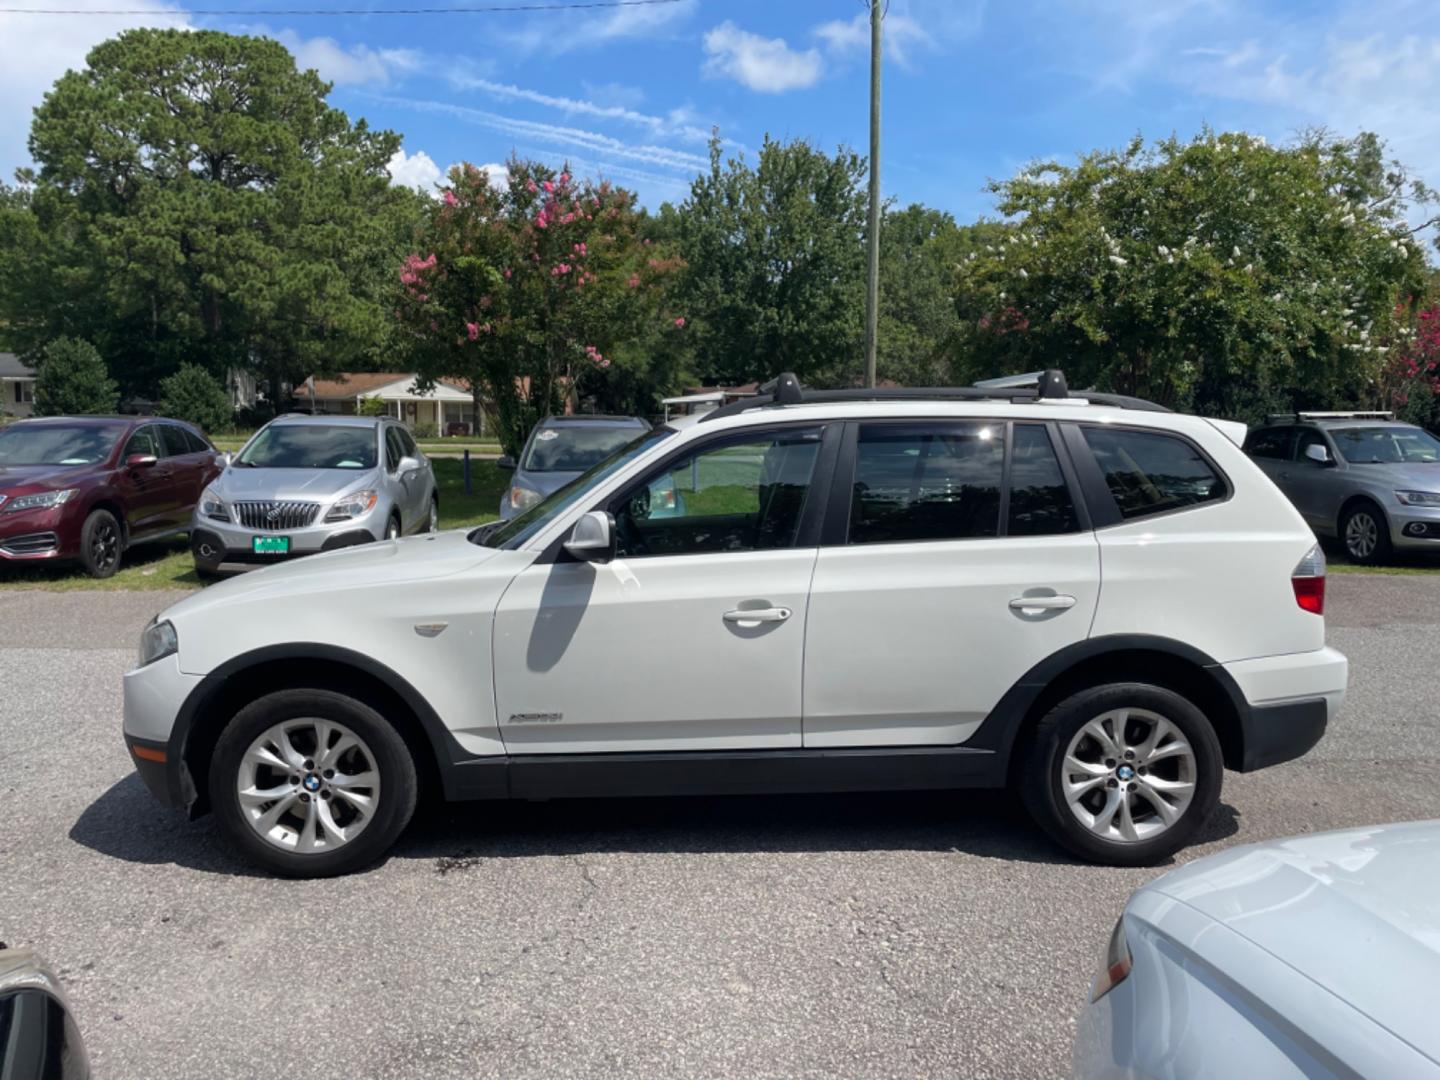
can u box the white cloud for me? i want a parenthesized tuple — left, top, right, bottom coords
(270, 30, 422, 87)
(0, 0, 191, 181)
(502, 0, 697, 56)
(448, 74, 713, 144)
(386, 147, 442, 191)
(473, 162, 509, 191)
(702, 21, 824, 94)
(372, 94, 710, 174)
(580, 81, 646, 109)
(815, 1, 984, 68)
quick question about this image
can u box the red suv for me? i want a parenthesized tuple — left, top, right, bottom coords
(0, 416, 225, 578)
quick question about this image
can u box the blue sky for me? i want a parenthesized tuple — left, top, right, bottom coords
(3, 0, 1439, 226)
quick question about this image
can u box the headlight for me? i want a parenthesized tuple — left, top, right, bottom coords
(138, 619, 178, 667)
(1395, 490, 1440, 507)
(509, 485, 542, 512)
(325, 489, 379, 522)
(1089, 915, 1133, 1002)
(3, 488, 76, 513)
(200, 486, 231, 522)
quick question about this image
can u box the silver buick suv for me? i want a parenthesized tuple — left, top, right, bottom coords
(189, 414, 438, 576)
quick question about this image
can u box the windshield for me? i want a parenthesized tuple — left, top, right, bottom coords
(522, 425, 643, 472)
(477, 427, 675, 549)
(236, 425, 378, 469)
(1332, 426, 1440, 465)
(0, 423, 123, 466)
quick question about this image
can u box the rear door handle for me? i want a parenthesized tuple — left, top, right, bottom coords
(723, 606, 792, 624)
(1009, 594, 1077, 612)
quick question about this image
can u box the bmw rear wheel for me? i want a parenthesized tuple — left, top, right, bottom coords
(210, 689, 417, 877)
(1021, 683, 1222, 866)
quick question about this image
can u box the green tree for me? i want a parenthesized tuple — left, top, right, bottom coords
(159, 363, 232, 433)
(34, 337, 118, 416)
(7, 29, 421, 400)
(952, 130, 1435, 419)
(396, 161, 683, 454)
(676, 135, 867, 387)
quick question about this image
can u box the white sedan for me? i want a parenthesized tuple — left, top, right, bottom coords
(1075, 820, 1440, 1078)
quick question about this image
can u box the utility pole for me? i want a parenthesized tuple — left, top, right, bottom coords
(864, 0, 882, 389)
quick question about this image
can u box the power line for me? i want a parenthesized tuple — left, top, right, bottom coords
(0, 0, 683, 15)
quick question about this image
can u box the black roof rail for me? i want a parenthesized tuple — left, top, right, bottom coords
(697, 369, 1168, 423)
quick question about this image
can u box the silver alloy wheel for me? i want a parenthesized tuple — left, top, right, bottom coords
(236, 719, 380, 854)
(1346, 511, 1379, 559)
(1060, 708, 1197, 844)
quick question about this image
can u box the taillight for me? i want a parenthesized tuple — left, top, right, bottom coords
(1292, 543, 1326, 615)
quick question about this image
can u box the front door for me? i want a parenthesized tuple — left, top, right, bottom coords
(1285, 427, 1339, 530)
(803, 421, 1100, 747)
(117, 425, 179, 538)
(491, 424, 830, 754)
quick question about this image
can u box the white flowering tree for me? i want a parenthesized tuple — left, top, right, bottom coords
(951, 130, 1435, 419)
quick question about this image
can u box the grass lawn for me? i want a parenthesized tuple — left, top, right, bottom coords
(0, 459, 510, 592)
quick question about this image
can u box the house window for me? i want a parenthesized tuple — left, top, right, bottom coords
(14, 381, 33, 405)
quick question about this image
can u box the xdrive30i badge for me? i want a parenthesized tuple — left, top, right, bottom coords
(509, 712, 564, 724)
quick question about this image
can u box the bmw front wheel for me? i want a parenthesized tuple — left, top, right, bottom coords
(209, 689, 417, 877)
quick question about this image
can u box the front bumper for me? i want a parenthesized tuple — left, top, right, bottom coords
(0, 502, 80, 561)
(190, 507, 384, 568)
(122, 652, 205, 808)
(1390, 503, 1440, 550)
(1223, 647, 1347, 772)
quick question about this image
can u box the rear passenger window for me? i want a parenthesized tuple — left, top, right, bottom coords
(1081, 427, 1226, 520)
(1244, 427, 1292, 459)
(1009, 425, 1079, 536)
(184, 428, 211, 453)
(159, 425, 192, 457)
(849, 422, 1003, 544)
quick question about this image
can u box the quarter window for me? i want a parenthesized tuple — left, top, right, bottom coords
(1245, 427, 1293, 460)
(849, 422, 1003, 544)
(1009, 424, 1079, 536)
(1081, 427, 1226, 520)
(612, 427, 822, 558)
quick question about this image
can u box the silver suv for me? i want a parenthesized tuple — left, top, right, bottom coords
(1244, 411, 1440, 564)
(190, 414, 438, 575)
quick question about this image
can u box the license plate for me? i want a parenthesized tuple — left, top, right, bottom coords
(252, 536, 290, 555)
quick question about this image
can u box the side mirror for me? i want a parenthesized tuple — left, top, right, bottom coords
(397, 455, 421, 475)
(563, 510, 616, 563)
(126, 453, 158, 469)
(217, 451, 233, 467)
(1303, 443, 1332, 466)
(497, 455, 516, 472)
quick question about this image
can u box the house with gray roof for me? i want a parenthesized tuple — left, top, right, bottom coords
(0, 353, 36, 418)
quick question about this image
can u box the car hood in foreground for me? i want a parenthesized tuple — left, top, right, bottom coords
(214, 466, 378, 500)
(1147, 820, 1440, 1063)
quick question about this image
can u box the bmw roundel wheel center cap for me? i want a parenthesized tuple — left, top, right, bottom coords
(1116, 764, 1136, 782)
(303, 774, 322, 792)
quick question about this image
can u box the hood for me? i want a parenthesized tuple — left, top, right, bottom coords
(515, 469, 581, 498)
(162, 528, 500, 622)
(1148, 820, 1440, 1063)
(1347, 461, 1440, 491)
(0, 463, 98, 492)
(214, 466, 378, 501)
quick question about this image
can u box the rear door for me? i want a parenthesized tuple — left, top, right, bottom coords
(1243, 425, 1295, 489)
(158, 424, 210, 527)
(803, 420, 1100, 747)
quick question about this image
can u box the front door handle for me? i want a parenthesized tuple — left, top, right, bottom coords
(723, 606, 792, 625)
(1009, 594, 1077, 613)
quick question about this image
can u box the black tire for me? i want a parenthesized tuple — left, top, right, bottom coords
(1019, 683, 1223, 866)
(1340, 501, 1392, 565)
(79, 508, 122, 578)
(426, 495, 439, 533)
(386, 513, 402, 541)
(209, 689, 418, 878)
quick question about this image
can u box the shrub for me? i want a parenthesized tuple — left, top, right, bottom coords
(34, 337, 118, 416)
(158, 364, 232, 434)
(413, 421, 439, 440)
(358, 396, 388, 417)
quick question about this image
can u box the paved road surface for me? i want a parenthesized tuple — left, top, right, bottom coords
(1, 577, 1436, 1079)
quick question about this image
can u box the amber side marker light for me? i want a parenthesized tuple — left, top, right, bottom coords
(131, 744, 167, 763)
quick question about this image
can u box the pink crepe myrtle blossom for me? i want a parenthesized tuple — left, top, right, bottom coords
(674, 317, 685, 329)
(466, 322, 480, 341)
(526, 178, 538, 194)
(443, 190, 457, 207)
(628, 274, 641, 288)
(559, 172, 570, 185)
(542, 180, 554, 193)
(573, 242, 587, 256)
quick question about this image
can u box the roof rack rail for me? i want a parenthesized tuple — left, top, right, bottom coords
(1264, 410, 1396, 424)
(697, 369, 1169, 423)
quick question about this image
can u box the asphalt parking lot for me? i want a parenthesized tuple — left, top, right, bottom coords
(2, 576, 1438, 1079)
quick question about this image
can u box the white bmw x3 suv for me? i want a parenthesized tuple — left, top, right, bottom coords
(123, 371, 1348, 877)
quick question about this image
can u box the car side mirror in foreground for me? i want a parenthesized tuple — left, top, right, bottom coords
(1304, 443, 1332, 466)
(398, 455, 421, 475)
(563, 510, 616, 564)
(496, 455, 516, 471)
(126, 453, 158, 469)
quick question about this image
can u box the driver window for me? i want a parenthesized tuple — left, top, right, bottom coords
(124, 427, 159, 459)
(612, 427, 823, 558)
(1294, 429, 1328, 464)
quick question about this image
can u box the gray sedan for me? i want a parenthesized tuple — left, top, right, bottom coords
(1244, 413, 1440, 563)
(190, 414, 437, 575)
(1074, 820, 1440, 1078)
